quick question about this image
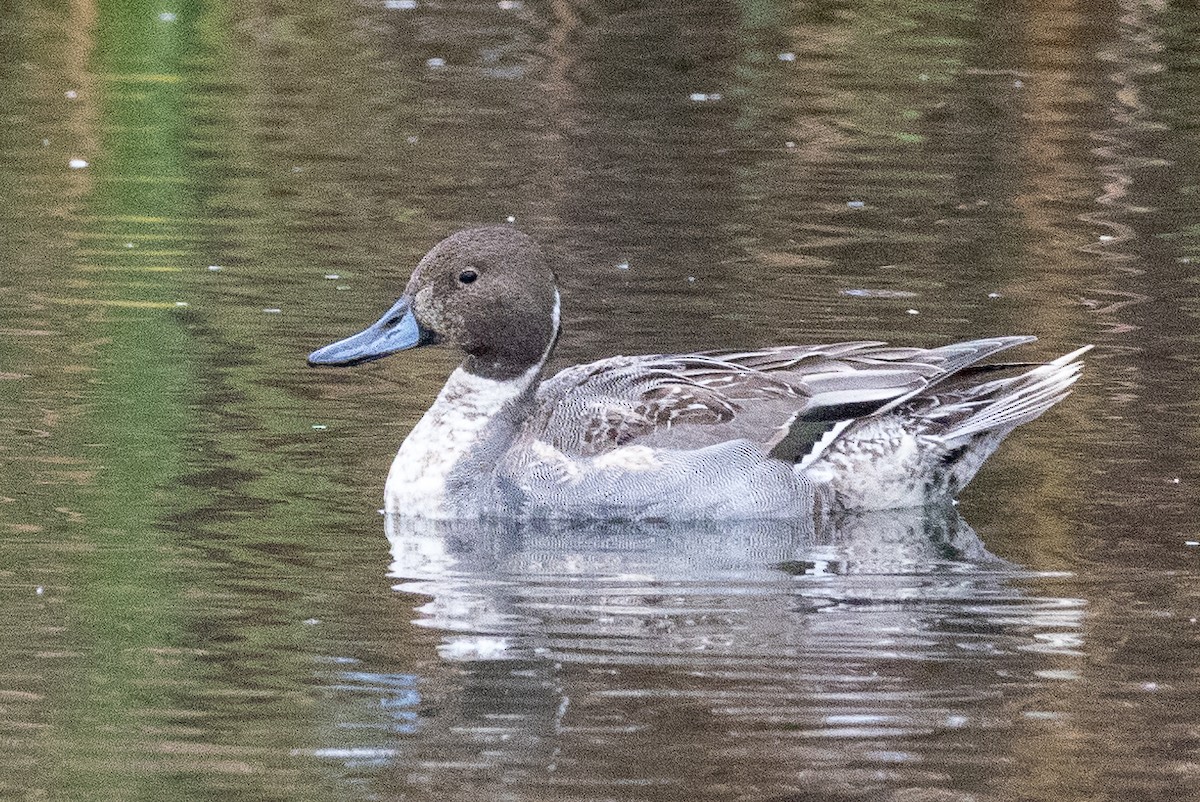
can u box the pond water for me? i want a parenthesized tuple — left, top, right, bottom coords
(2, 1, 1199, 800)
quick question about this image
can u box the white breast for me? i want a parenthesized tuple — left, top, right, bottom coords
(385, 365, 536, 517)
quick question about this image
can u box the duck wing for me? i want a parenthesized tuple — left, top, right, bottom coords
(531, 337, 1035, 458)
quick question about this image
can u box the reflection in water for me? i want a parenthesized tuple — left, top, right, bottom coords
(387, 507, 1002, 584)
(301, 511, 1087, 800)
(385, 509, 1013, 664)
(3, 0, 1200, 800)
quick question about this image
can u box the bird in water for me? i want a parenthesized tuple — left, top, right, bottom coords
(309, 227, 1089, 520)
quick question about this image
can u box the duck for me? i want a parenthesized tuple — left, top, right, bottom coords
(308, 226, 1090, 520)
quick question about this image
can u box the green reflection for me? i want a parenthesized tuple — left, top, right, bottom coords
(0, 0, 1193, 800)
(53, 2, 200, 800)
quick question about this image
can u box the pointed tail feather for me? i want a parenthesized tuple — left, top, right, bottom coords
(940, 345, 1092, 445)
(871, 335, 1037, 417)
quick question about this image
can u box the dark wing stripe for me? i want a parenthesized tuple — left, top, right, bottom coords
(533, 339, 1041, 458)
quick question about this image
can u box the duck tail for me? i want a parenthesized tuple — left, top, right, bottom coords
(938, 344, 1092, 446)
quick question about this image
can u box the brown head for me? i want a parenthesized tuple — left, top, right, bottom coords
(308, 227, 561, 380)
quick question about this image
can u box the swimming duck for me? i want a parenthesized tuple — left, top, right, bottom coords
(309, 226, 1089, 520)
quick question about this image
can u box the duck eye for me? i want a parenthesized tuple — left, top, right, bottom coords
(458, 269, 479, 285)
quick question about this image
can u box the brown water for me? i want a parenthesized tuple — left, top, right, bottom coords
(2, 1, 1199, 800)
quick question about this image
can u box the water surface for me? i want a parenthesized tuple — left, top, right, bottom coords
(1, 1, 1199, 800)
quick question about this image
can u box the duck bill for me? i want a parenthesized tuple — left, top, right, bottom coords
(307, 296, 432, 367)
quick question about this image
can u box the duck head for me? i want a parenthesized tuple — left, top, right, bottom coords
(308, 226, 560, 380)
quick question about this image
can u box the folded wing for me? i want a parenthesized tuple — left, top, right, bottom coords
(530, 337, 1037, 458)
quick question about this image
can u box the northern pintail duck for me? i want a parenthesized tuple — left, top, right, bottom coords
(309, 227, 1090, 520)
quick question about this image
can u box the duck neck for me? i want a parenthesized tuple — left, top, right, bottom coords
(462, 291, 562, 381)
(385, 291, 561, 517)
(385, 347, 548, 517)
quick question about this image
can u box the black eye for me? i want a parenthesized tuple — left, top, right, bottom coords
(458, 269, 478, 285)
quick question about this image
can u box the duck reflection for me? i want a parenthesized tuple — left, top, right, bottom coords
(384, 508, 1012, 663)
(385, 506, 1003, 591)
(314, 512, 1084, 800)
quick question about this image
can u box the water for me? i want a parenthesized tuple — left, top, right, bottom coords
(2, 1, 1199, 800)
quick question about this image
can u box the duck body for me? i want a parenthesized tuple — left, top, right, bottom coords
(309, 227, 1089, 521)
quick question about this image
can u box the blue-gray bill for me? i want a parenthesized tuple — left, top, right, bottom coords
(307, 296, 428, 366)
